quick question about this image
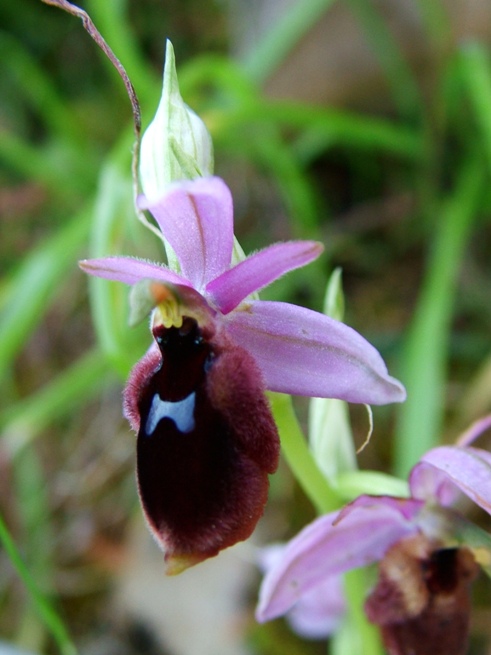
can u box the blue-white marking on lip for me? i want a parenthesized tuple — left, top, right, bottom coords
(145, 392, 196, 435)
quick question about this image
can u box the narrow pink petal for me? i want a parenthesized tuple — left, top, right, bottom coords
(456, 414, 491, 447)
(79, 257, 191, 287)
(138, 177, 233, 290)
(256, 501, 418, 622)
(205, 241, 323, 314)
(223, 300, 406, 404)
(415, 446, 491, 514)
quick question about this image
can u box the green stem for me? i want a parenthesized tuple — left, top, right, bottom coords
(268, 392, 340, 514)
(0, 512, 78, 655)
(343, 569, 384, 655)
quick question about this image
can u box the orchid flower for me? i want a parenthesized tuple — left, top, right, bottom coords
(80, 175, 405, 574)
(257, 416, 491, 655)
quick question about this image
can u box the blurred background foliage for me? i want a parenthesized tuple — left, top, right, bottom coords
(1, 0, 491, 653)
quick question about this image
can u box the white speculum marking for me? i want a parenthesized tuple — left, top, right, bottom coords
(145, 392, 196, 436)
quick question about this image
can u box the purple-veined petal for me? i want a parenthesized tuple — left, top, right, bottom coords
(223, 300, 406, 404)
(79, 257, 191, 287)
(258, 543, 346, 638)
(138, 177, 233, 290)
(256, 501, 419, 622)
(205, 240, 323, 314)
(415, 446, 491, 514)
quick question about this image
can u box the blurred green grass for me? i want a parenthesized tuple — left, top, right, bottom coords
(1, 0, 491, 653)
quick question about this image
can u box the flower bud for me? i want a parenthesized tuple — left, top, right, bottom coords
(139, 40, 214, 201)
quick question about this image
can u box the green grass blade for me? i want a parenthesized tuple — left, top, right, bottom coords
(242, 0, 337, 85)
(13, 446, 55, 653)
(1, 348, 111, 457)
(0, 129, 89, 196)
(0, 512, 78, 655)
(459, 42, 491, 176)
(84, 0, 157, 105)
(234, 126, 320, 234)
(346, 0, 423, 122)
(414, 0, 451, 49)
(0, 30, 86, 147)
(0, 211, 90, 382)
(394, 152, 485, 476)
(218, 101, 423, 159)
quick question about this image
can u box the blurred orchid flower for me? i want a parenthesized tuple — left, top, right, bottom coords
(80, 176, 405, 573)
(257, 416, 491, 655)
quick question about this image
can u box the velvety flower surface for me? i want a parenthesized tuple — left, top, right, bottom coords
(257, 417, 491, 654)
(80, 176, 406, 572)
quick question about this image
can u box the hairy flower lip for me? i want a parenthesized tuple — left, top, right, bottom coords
(129, 317, 280, 572)
(80, 176, 406, 406)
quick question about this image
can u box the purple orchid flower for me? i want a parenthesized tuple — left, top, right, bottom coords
(80, 175, 405, 574)
(257, 416, 491, 655)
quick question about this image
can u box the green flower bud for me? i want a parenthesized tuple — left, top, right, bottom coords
(140, 40, 213, 201)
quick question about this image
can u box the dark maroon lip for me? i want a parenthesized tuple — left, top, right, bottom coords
(124, 316, 279, 572)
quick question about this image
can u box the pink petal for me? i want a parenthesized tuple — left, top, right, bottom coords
(258, 543, 346, 638)
(414, 446, 491, 514)
(223, 301, 406, 404)
(79, 257, 191, 287)
(205, 241, 323, 314)
(286, 574, 345, 639)
(256, 501, 419, 622)
(409, 461, 462, 507)
(337, 494, 423, 521)
(457, 414, 491, 447)
(138, 177, 233, 290)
